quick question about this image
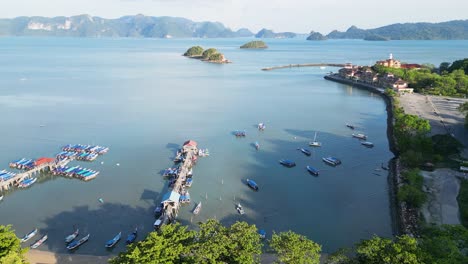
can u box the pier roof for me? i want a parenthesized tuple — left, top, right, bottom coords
(162, 191, 180, 203)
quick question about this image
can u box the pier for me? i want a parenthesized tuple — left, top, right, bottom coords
(261, 63, 345, 71)
(155, 140, 200, 228)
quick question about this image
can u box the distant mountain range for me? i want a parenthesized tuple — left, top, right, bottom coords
(0, 15, 467, 40)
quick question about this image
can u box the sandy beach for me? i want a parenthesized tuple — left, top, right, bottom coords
(27, 250, 110, 264)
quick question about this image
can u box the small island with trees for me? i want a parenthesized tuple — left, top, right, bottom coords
(183, 46, 231, 63)
(240, 40, 268, 49)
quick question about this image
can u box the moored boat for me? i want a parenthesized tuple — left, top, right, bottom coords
(0, 195, 3, 202)
(322, 157, 341, 166)
(258, 229, 266, 239)
(254, 141, 260, 150)
(30, 234, 48, 249)
(234, 130, 246, 137)
(258, 123, 266, 131)
(298, 148, 311, 156)
(126, 228, 138, 244)
(309, 131, 321, 147)
(105, 232, 122, 248)
(19, 177, 37, 188)
(246, 179, 259, 191)
(20, 228, 38, 243)
(154, 203, 163, 217)
(352, 133, 367, 140)
(279, 159, 296, 168)
(67, 234, 90, 250)
(193, 202, 202, 215)
(361, 141, 374, 147)
(306, 166, 319, 176)
(346, 124, 355, 129)
(236, 203, 245, 215)
(65, 228, 79, 243)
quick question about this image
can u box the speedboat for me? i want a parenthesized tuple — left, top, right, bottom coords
(105, 232, 122, 248)
(67, 234, 90, 250)
(322, 157, 341, 166)
(361, 141, 374, 147)
(30, 234, 47, 249)
(346, 124, 355, 129)
(298, 148, 311, 156)
(236, 203, 245, 215)
(65, 228, 79, 243)
(352, 133, 367, 140)
(306, 166, 319, 176)
(126, 228, 138, 244)
(246, 179, 259, 191)
(279, 159, 296, 168)
(193, 202, 202, 215)
(20, 228, 38, 243)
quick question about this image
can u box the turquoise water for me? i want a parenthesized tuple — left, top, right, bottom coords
(0, 37, 467, 255)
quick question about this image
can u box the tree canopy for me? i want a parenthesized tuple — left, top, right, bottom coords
(183, 46, 204, 57)
(355, 235, 423, 264)
(0, 225, 28, 264)
(240, 41, 268, 49)
(269, 231, 321, 264)
(202, 48, 218, 59)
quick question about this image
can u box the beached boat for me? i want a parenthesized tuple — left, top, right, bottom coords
(279, 159, 296, 168)
(306, 166, 319, 176)
(65, 228, 79, 243)
(193, 202, 202, 215)
(322, 157, 342, 166)
(254, 141, 260, 150)
(30, 234, 47, 249)
(352, 133, 367, 140)
(67, 234, 90, 250)
(236, 203, 245, 215)
(361, 141, 374, 147)
(298, 148, 311, 156)
(258, 123, 266, 131)
(126, 228, 138, 244)
(309, 132, 321, 147)
(246, 179, 259, 191)
(20, 228, 38, 243)
(105, 232, 122, 248)
(19, 177, 37, 188)
(346, 124, 355, 130)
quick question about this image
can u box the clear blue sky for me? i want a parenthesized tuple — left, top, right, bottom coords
(1, 0, 467, 33)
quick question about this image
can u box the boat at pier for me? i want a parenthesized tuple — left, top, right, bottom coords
(154, 203, 163, 217)
(65, 228, 79, 243)
(309, 132, 321, 147)
(279, 159, 296, 168)
(258, 229, 266, 239)
(126, 228, 138, 244)
(67, 234, 90, 250)
(352, 133, 367, 140)
(198, 148, 210, 157)
(19, 178, 37, 188)
(236, 203, 245, 215)
(105, 232, 122, 248)
(20, 228, 38, 243)
(246, 179, 259, 191)
(298, 148, 311, 156)
(306, 166, 319, 176)
(30, 234, 47, 249)
(193, 202, 202, 215)
(346, 124, 355, 129)
(361, 141, 374, 147)
(322, 157, 341, 166)
(185, 177, 193, 187)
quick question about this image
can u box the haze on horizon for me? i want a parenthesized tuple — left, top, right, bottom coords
(1, 0, 467, 34)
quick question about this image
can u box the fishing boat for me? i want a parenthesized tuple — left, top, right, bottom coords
(352, 133, 367, 140)
(193, 202, 202, 215)
(361, 141, 374, 147)
(254, 141, 260, 150)
(306, 166, 319, 176)
(154, 203, 163, 216)
(322, 157, 342, 166)
(65, 228, 79, 243)
(309, 132, 321, 147)
(185, 177, 193, 187)
(258, 229, 266, 239)
(346, 124, 355, 129)
(236, 203, 245, 215)
(20, 228, 38, 243)
(126, 228, 138, 244)
(105, 232, 122, 248)
(298, 148, 311, 156)
(246, 179, 259, 191)
(30, 234, 48, 249)
(258, 123, 266, 131)
(19, 178, 37, 188)
(279, 159, 296, 168)
(67, 234, 90, 250)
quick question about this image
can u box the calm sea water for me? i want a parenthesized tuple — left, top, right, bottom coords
(0, 37, 467, 255)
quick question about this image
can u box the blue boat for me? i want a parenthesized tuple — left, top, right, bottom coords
(258, 229, 266, 239)
(67, 234, 90, 250)
(20, 228, 38, 243)
(279, 159, 296, 168)
(306, 166, 319, 176)
(125, 228, 138, 244)
(298, 148, 311, 156)
(19, 178, 37, 188)
(246, 179, 259, 191)
(105, 232, 121, 248)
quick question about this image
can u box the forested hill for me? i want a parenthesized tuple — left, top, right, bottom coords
(0, 14, 254, 38)
(327, 20, 468, 40)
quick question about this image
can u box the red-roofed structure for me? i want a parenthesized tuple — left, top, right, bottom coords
(34, 157, 55, 166)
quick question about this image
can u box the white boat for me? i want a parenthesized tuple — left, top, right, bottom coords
(258, 123, 266, 131)
(193, 202, 202, 215)
(0, 195, 3, 202)
(30, 234, 48, 249)
(322, 157, 342, 166)
(352, 133, 367, 140)
(236, 203, 245, 215)
(361, 141, 374, 147)
(309, 131, 321, 147)
(65, 228, 79, 243)
(20, 228, 38, 243)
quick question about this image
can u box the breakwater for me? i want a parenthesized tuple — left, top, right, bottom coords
(262, 63, 345, 71)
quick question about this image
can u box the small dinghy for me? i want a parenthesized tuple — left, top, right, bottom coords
(346, 124, 355, 129)
(254, 141, 260, 150)
(126, 228, 138, 244)
(236, 203, 245, 215)
(67, 234, 90, 250)
(30, 234, 47, 249)
(20, 228, 38, 243)
(105, 232, 122, 248)
(65, 228, 79, 243)
(193, 202, 202, 215)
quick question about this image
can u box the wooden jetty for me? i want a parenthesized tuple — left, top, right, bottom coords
(261, 63, 345, 71)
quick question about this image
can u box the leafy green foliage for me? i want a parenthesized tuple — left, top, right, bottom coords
(458, 179, 468, 228)
(419, 225, 468, 264)
(202, 48, 218, 59)
(398, 184, 427, 207)
(269, 231, 321, 264)
(448, 58, 468, 74)
(207, 53, 224, 62)
(0, 225, 28, 264)
(431, 134, 463, 156)
(355, 235, 423, 264)
(240, 41, 268, 48)
(183, 46, 204, 57)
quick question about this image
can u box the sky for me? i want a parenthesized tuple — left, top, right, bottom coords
(0, 0, 467, 34)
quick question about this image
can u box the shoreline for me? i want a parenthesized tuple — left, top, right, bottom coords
(262, 63, 345, 71)
(324, 74, 403, 235)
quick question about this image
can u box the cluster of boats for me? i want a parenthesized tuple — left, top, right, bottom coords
(56, 151, 98, 161)
(0, 170, 16, 182)
(20, 228, 48, 249)
(234, 130, 247, 137)
(52, 166, 100, 181)
(62, 144, 109, 155)
(351, 133, 374, 147)
(198, 148, 210, 157)
(9, 158, 36, 170)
